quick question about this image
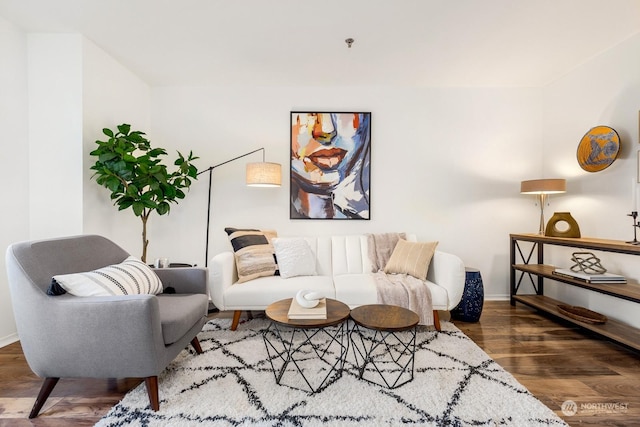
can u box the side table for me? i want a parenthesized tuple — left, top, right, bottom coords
(451, 267, 484, 322)
(263, 298, 350, 394)
(349, 304, 419, 389)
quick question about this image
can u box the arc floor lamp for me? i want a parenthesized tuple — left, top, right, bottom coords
(198, 148, 281, 266)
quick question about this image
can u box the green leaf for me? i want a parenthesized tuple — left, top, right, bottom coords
(160, 184, 175, 198)
(157, 202, 170, 215)
(106, 177, 122, 192)
(99, 152, 119, 163)
(148, 148, 166, 158)
(126, 184, 139, 197)
(142, 199, 157, 209)
(132, 201, 144, 216)
(103, 128, 114, 137)
(117, 124, 131, 135)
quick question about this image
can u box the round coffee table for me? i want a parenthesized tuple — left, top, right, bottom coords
(263, 298, 350, 393)
(350, 304, 419, 389)
(265, 297, 350, 328)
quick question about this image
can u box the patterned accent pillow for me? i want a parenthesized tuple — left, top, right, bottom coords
(384, 240, 438, 281)
(48, 256, 163, 296)
(225, 228, 278, 283)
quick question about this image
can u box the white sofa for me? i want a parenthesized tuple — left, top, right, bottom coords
(209, 234, 466, 331)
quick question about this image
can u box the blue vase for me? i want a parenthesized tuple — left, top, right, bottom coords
(451, 268, 484, 322)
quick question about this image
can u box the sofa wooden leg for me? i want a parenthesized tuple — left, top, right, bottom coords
(191, 337, 203, 354)
(145, 376, 160, 411)
(231, 310, 242, 331)
(433, 310, 441, 331)
(29, 377, 59, 418)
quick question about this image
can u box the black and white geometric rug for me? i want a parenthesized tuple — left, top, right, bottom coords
(96, 318, 567, 426)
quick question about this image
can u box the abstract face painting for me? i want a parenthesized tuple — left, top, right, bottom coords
(290, 112, 371, 219)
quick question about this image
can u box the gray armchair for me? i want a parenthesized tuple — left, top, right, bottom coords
(5, 235, 209, 418)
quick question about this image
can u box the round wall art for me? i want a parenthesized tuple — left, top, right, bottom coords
(576, 125, 620, 172)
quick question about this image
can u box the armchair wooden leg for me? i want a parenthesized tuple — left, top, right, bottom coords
(191, 337, 203, 354)
(29, 377, 59, 418)
(231, 310, 242, 331)
(433, 310, 441, 331)
(144, 376, 160, 411)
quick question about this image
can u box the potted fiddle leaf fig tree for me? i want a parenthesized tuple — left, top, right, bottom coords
(90, 123, 198, 263)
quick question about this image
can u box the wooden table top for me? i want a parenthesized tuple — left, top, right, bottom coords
(350, 304, 419, 332)
(265, 298, 351, 329)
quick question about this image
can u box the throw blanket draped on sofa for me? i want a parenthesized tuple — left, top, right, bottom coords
(367, 233, 434, 326)
(372, 271, 434, 326)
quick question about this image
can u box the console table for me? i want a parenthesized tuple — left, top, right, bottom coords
(510, 233, 640, 352)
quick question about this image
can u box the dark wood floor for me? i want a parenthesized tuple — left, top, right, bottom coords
(0, 301, 639, 426)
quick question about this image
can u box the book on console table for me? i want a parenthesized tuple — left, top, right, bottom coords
(287, 298, 327, 319)
(552, 268, 627, 284)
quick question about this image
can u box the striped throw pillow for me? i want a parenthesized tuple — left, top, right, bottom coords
(48, 256, 163, 296)
(225, 227, 278, 283)
(384, 240, 438, 281)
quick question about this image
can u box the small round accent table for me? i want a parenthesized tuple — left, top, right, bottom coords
(349, 304, 419, 389)
(263, 298, 350, 394)
(451, 267, 484, 322)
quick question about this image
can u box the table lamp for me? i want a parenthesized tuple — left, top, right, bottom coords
(520, 179, 566, 235)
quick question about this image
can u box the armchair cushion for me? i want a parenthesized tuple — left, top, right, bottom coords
(157, 294, 209, 345)
(48, 256, 163, 297)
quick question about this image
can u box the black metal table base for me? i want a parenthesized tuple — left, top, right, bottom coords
(349, 324, 417, 389)
(262, 321, 348, 394)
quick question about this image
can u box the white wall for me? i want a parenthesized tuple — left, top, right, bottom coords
(0, 17, 28, 347)
(28, 34, 83, 239)
(541, 32, 640, 328)
(148, 86, 542, 298)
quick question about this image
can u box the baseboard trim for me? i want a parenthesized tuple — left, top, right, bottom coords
(485, 294, 510, 301)
(0, 333, 18, 348)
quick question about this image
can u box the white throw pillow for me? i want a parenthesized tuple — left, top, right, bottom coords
(272, 238, 317, 279)
(50, 256, 163, 296)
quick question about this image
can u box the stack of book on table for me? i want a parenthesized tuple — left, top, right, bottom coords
(552, 268, 627, 284)
(287, 298, 327, 319)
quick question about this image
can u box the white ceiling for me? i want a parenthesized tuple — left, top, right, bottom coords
(1, 0, 639, 87)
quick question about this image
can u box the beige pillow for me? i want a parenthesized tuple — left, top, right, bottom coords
(225, 228, 278, 283)
(384, 240, 438, 281)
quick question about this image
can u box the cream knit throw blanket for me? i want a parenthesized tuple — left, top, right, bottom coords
(366, 233, 434, 326)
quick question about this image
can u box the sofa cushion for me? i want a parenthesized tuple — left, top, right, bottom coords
(333, 274, 450, 310)
(332, 274, 378, 307)
(225, 228, 278, 283)
(272, 238, 317, 279)
(157, 294, 208, 345)
(384, 240, 438, 281)
(49, 256, 163, 297)
(224, 275, 335, 309)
